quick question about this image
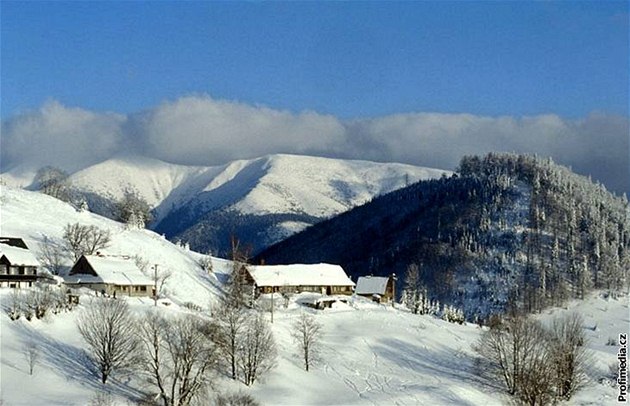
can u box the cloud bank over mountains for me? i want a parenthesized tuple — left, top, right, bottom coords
(2, 95, 628, 195)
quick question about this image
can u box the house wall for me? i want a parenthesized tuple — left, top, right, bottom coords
(257, 284, 353, 295)
(0, 280, 34, 288)
(68, 282, 153, 297)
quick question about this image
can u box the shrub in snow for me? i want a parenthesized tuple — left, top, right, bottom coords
(7, 289, 22, 320)
(474, 313, 590, 404)
(215, 392, 260, 406)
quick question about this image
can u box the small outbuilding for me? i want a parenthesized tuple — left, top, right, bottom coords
(65, 254, 154, 297)
(0, 237, 39, 288)
(241, 263, 355, 297)
(355, 275, 395, 303)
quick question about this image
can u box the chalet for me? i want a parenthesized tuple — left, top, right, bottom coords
(64, 255, 153, 297)
(355, 275, 395, 303)
(241, 263, 355, 296)
(0, 238, 39, 288)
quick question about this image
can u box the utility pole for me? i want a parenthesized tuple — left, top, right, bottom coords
(153, 264, 158, 307)
(270, 289, 274, 323)
(391, 273, 397, 308)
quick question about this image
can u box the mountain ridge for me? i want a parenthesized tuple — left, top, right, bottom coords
(2, 153, 450, 255)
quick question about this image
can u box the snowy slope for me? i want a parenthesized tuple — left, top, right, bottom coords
(0, 186, 229, 306)
(1, 288, 625, 405)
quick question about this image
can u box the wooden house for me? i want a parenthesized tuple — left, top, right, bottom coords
(0, 238, 39, 288)
(355, 275, 395, 303)
(241, 263, 355, 297)
(64, 255, 154, 297)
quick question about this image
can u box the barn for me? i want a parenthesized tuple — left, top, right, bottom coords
(355, 275, 396, 303)
(64, 254, 154, 297)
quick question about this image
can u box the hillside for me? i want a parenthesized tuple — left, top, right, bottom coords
(0, 186, 229, 307)
(4, 154, 449, 256)
(0, 184, 624, 405)
(258, 153, 630, 319)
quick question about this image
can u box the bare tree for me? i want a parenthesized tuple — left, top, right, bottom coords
(37, 236, 67, 275)
(63, 223, 112, 261)
(291, 312, 322, 372)
(473, 316, 554, 404)
(34, 166, 72, 202)
(115, 188, 153, 228)
(138, 311, 217, 406)
(23, 341, 40, 375)
(77, 298, 139, 384)
(152, 267, 172, 305)
(548, 313, 590, 400)
(213, 300, 247, 381)
(237, 313, 277, 386)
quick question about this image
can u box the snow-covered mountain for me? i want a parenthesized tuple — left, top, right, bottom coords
(30, 154, 449, 255)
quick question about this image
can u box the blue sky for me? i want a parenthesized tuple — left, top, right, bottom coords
(2, 1, 628, 119)
(1, 1, 629, 194)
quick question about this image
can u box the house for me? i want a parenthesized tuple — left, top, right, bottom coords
(241, 263, 355, 296)
(64, 254, 154, 297)
(0, 238, 39, 288)
(355, 275, 395, 303)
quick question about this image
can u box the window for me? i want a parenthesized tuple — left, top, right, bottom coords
(140, 286, 147, 292)
(0, 265, 6, 275)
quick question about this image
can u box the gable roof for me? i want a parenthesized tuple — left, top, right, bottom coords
(247, 263, 354, 287)
(355, 276, 390, 295)
(0, 244, 39, 267)
(66, 255, 153, 286)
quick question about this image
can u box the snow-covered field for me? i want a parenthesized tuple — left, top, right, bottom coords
(1, 291, 627, 405)
(0, 187, 627, 405)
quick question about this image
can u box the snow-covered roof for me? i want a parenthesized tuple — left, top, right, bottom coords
(0, 244, 39, 267)
(65, 255, 153, 286)
(247, 263, 354, 287)
(355, 276, 389, 295)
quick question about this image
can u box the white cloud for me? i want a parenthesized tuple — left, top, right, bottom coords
(1, 101, 125, 172)
(2, 96, 627, 194)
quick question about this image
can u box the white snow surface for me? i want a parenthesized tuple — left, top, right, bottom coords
(247, 263, 354, 288)
(0, 186, 626, 406)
